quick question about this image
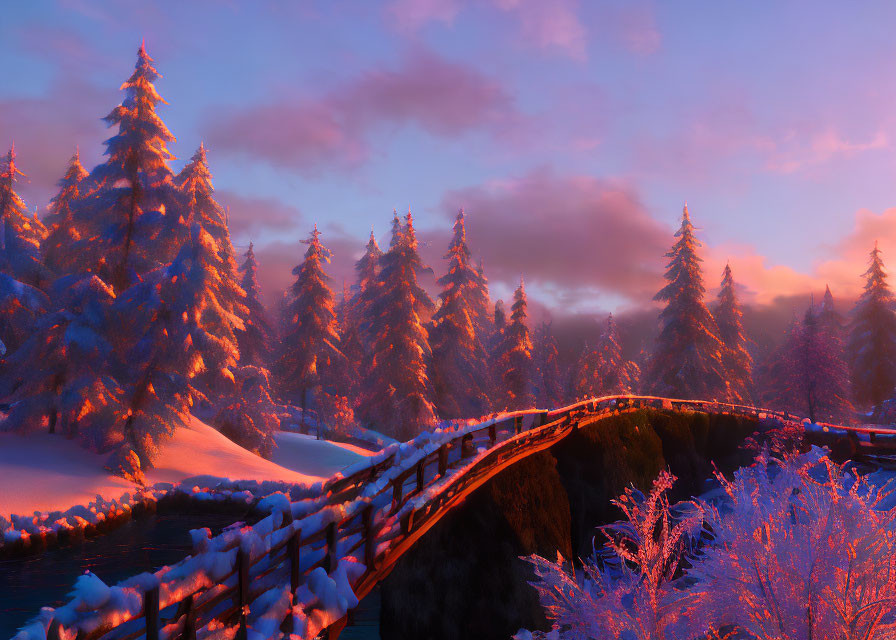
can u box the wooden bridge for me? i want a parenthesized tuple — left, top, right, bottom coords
(29, 396, 896, 640)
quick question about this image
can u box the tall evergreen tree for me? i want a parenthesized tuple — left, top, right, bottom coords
(714, 263, 753, 403)
(78, 42, 178, 291)
(596, 314, 640, 396)
(648, 205, 726, 400)
(108, 225, 238, 474)
(42, 148, 88, 278)
(494, 279, 535, 410)
(278, 226, 347, 426)
(342, 231, 382, 415)
(848, 244, 896, 408)
(533, 321, 565, 407)
(573, 340, 601, 400)
(793, 303, 852, 423)
(0, 146, 50, 288)
(818, 285, 846, 337)
(470, 259, 493, 343)
(361, 211, 436, 439)
(430, 210, 490, 419)
(175, 143, 247, 381)
(236, 242, 272, 367)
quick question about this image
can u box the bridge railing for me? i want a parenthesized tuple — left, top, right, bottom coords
(23, 396, 894, 640)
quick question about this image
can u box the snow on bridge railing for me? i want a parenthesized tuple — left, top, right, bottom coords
(16, 396, 891, 640)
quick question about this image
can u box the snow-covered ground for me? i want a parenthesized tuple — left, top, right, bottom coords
(0, 417, 377, 519)
(271, 431, 375, 478)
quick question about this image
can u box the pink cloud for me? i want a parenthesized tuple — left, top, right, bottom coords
(433, 167, 669, 308)
(387, 0, 461, 32)
(205, 48, 514, 170)
(496, 0, 587, 60)
(765, 129, 889, 174)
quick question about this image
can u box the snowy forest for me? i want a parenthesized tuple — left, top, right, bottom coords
(2, 44, 896, 482)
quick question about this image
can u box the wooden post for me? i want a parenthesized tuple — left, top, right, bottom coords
(363, 504, 376, 569)
(324, 522, 337, 574)
(47, 619, 62, 640)
(288, 528, 302, 593)
(438, 445, 448, 477)
(488, 423, 496, 446)
(177, 594, 196, 640)
(145, 585, 160, 640)
(237, 548, 249, 633)
(416, 460, 425, 493)
(514, 415, 522, 434)
(392, 478, 404, 512)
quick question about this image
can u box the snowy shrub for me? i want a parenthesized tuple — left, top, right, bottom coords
(691, 450, 896, 640)
(523, 471, 705, 640)
(523, 452, 896, 640)
(214, 365, 279, 457)
(316, 391, 355, 437)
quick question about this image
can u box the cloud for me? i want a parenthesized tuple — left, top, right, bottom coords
(387, 0, 461, 32)
(204, 48, 514, 171)
(765, 129, 889, 174)
(218, 190, 304, 240)
(495, 0, 587, 60)
(433, 167, 669, 312)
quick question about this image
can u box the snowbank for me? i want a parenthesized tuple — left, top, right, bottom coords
(271, 432, 374, 478)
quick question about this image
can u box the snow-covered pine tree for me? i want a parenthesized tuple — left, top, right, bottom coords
(0, 271, 48, 377)
(494, 279, 535, 410)
(713, 263, 753, 403)
(41, 148, 89, 278)
(77, 42, 178, 292)
(595, 314, 640, 396)
(791, 302, 852, 423)
(533, 321, 565, 407)
(648, 205, 727, 400)
(214, 365, 278, 458)
(471, 259, 493, 346)
(110, 223, 242, 473)
(361, 211, 436, 439)
(756, 315, 799, 414)
(278, 225, 348, 432)
(430, 209, 491, 419)
(848, 243, 896, 409)
(0, 275, 121, 450)
(340, 232, 382, 416)
(573, 340, 602, 399)
(236, 242, 273, 367)
(0, 145, 50, 288)
(175, 143, 247, 386)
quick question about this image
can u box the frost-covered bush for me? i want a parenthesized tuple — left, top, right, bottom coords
(691, 451, 896, 640)
(522, 471, 705, 640)
(523, 451, 896, 640)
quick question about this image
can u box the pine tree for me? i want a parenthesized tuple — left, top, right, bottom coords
(573, 340, 602, 399)
(0, 145, 50, 288)
(278, 226, 348, 431)
(0, 275, 121, 449)
(214, 365, 278, 458)
(361, 211, 436, 439)
(495, 279, 535, 410)
(42, 148, 89, 278)
(648, 205, 726, 400)
(792, 303, 852, 423)
(533, 321, 565, 407)
(430, 210, 490, 419)
(175, 143, 247, 383)
(818, 285, 846, 337)
(111, 223, 243, 473)
(236, 242, 272, 367)
(848, 244, 896, 408)
(471, 259, 493, 344)
(595, 314, 640, 396)
(341, 232, 382, 414)
(714, 263, 753, 403)
(78, 42, 178, 292)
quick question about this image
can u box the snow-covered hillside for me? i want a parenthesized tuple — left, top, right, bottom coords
(0, 417, 376, 518)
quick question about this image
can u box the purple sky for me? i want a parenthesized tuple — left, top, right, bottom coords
(4, 1, 896, 319)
